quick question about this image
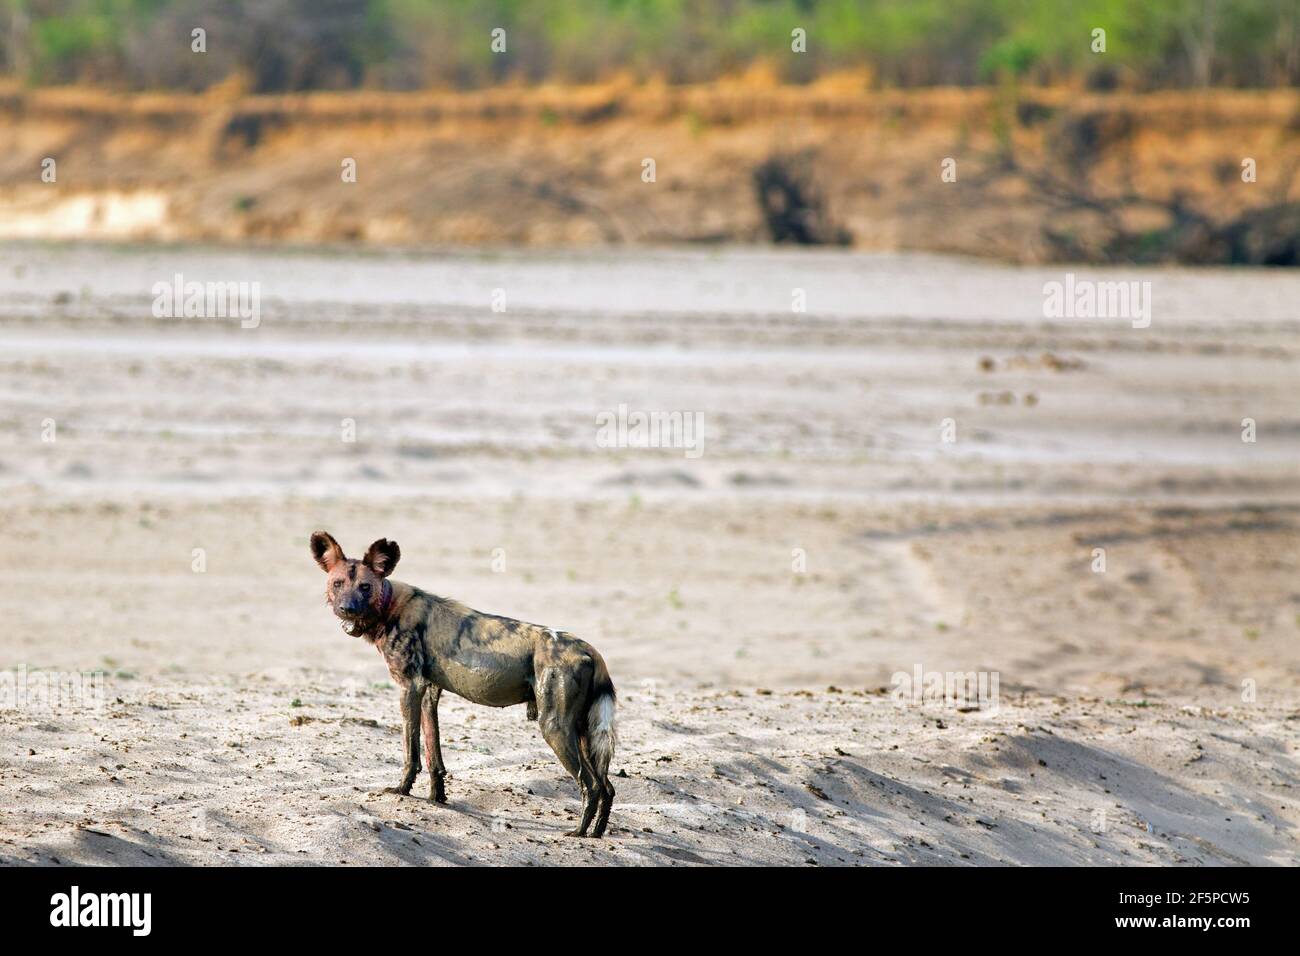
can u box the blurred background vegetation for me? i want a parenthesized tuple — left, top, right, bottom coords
(1, 0, 1298, 91)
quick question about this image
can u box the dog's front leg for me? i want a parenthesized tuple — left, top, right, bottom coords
(385, 682, 425, 795)
(421, 686, 447, 803)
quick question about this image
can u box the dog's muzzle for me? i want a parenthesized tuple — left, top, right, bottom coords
(334, 581, 392, 638)
(335, 606, 373, 638)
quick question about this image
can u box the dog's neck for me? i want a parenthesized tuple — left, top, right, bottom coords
(343, 579, 394, 641)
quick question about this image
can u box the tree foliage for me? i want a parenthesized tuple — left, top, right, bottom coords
(1, 0, 1297, 90)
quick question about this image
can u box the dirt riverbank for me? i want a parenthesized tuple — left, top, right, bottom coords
(3, 84, 1299, 260)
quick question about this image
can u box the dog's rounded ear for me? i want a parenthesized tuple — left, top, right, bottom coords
(311, 531, 345, 572)
(363, 538, 400, 577)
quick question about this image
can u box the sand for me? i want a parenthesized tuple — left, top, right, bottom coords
(0, 243, 1297, 865)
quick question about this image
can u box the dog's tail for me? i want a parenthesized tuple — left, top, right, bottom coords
(585, 653, 617, 779)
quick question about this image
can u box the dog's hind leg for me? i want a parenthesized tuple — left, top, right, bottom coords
(584, 717, 616, 836)
(536, 668, 600, 836)
(573, 738, 606, 837)
(542, 722, 599, 837)
(421, 685, 447, 803)
(592, 765, 615, 838)
(584, 673, 617, 837)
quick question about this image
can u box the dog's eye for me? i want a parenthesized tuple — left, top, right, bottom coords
(332, 580, 343, 589)
(359, 583, 371, 594)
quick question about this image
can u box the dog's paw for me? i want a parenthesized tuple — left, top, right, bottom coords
(383, 784, 414, 797)
(430, 774, 448, 803)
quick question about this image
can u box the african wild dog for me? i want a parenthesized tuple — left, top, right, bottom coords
(310, 532, 617, 837)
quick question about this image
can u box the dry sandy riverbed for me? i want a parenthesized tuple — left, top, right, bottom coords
(4, 679, 1297, 866)
(0, 243, 1298, 865)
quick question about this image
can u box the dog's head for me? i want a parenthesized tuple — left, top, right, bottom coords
(310, 531, 400, 637)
